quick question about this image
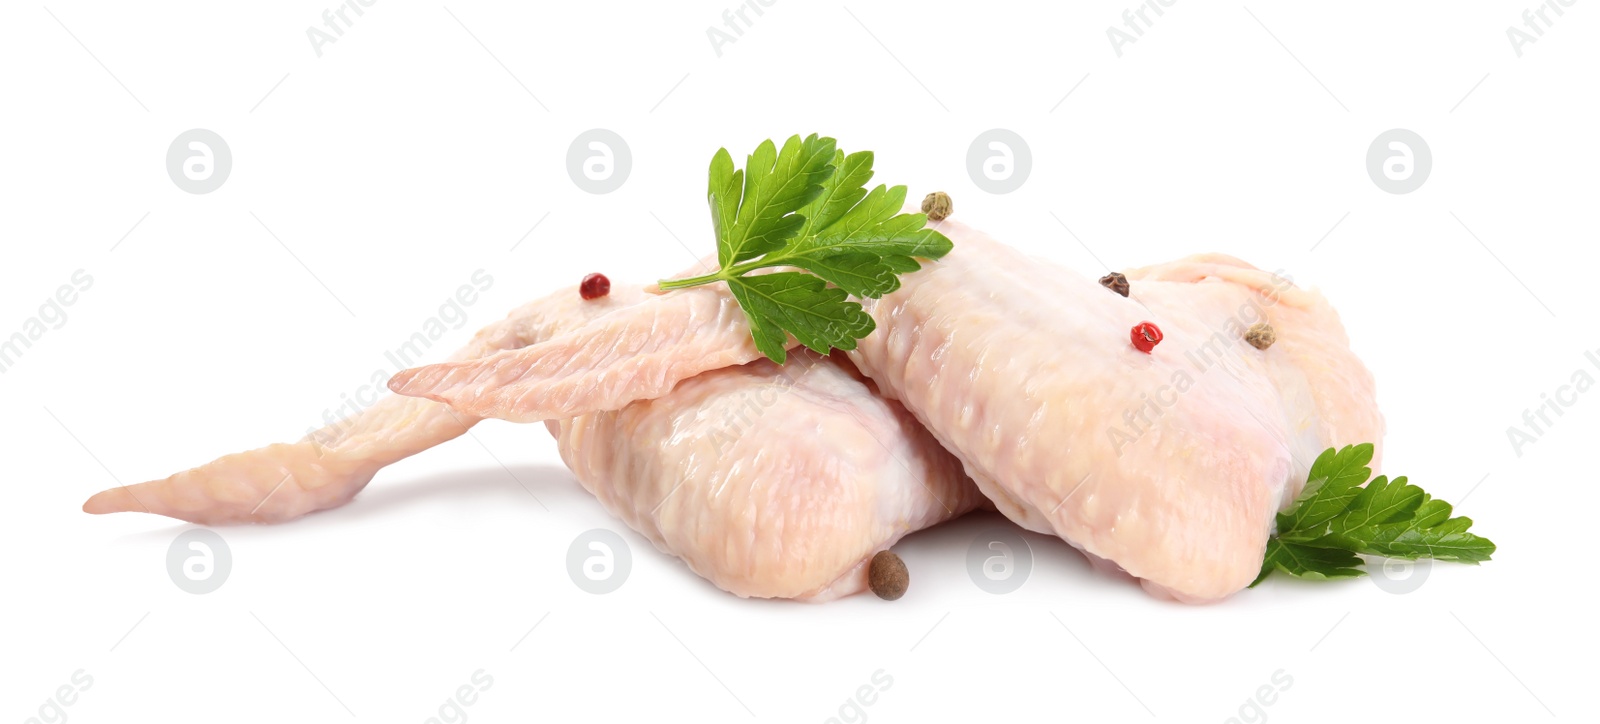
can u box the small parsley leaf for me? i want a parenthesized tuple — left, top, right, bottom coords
(1274, 443, 1373, 535)
(726, 273, 874, 362)
(795, 149, 874, 240)
(661, 134, 953, 363)
(1332, 475, 1426, 531)
(1252, 444, 1497, 587)
(1252, 539, 1365, 587)
(716, 134, 837, 267)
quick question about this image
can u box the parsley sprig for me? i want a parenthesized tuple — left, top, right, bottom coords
(656, 134, 953, 363)
(1252, 444, 1497, 585)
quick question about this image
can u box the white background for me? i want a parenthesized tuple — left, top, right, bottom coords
(3, 1, 1596, 722)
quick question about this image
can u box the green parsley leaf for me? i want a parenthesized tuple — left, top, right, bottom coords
(794, 149, 874, 239)
(726, 272, 875, 362)
(778, 185, 952, 298)
(1251, 539, 1365, 587)
(1251, 444, 1497, 587)
(661, 135, 953, 363)
(1332, 475, 1426, 531)
(1275, 444, 1374, 535)
(713, 134, 837, 267)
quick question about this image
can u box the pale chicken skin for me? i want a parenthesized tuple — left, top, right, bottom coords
(550, 349, 983, 601)
(391, 219, 1382, 602)
(82, 285, 649, 524)
(845, 221, 1383, 602)
(386, 282, 764, 423)
(84, 280, 981, 601)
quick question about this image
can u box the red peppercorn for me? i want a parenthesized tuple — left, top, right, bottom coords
(1130, 321, 1163, 353)
(579, 273, 610, 300)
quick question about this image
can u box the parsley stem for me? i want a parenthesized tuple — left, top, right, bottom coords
(654, 258, 771, 291)
(655, 273, 725, 291)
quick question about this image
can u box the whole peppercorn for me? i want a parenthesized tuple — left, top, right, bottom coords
(921, 191, 953, 222)
(1131, 321, 1163, 353)
(868, 550, 909, 600)
(1099, 272, 1130, 297)
(579, 273, 610, 300)
(1245, 322, 1276, 350)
